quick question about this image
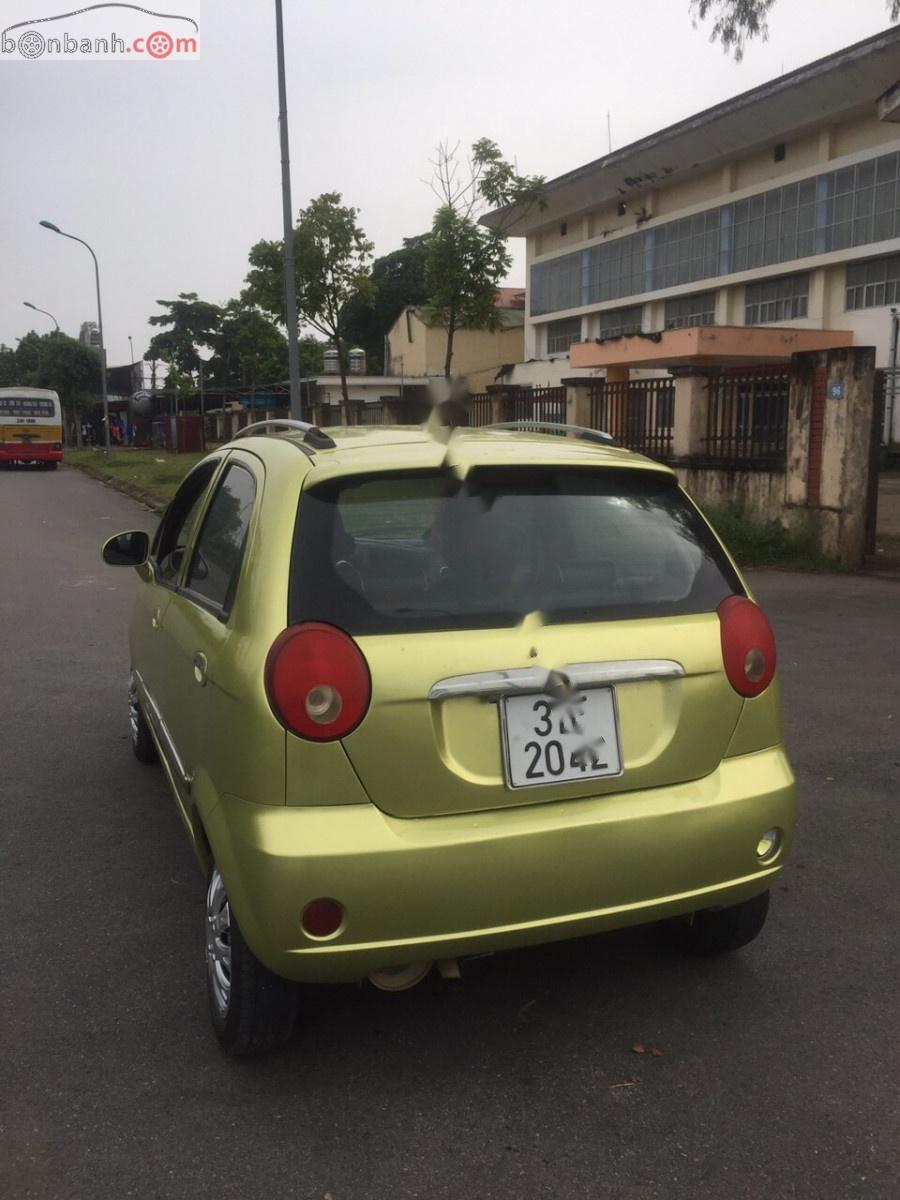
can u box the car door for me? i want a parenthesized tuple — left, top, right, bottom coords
(153, 451, 278, 817)
(130, 456, 225, 752)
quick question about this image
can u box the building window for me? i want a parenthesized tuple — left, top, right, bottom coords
(529, 149, 900, 317)
(664, 293, 717, 330)
(745, 273, 809, 324)
(845, 253, 900, 309)
(546, 317, 582, 355)
(597, 305, 643, 339)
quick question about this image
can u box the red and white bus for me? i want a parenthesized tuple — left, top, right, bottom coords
(0, 388, 63, 468)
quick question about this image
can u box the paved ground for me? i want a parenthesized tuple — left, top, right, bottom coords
(2, 465, 899, 1200)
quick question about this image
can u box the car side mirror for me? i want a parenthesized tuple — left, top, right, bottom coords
(102, 530, 150, 567)
(190, 552, 209, 582)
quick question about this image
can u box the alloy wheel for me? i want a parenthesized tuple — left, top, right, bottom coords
(205, 868, 232, 1018)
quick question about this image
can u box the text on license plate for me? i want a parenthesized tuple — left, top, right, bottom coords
(501, 686, 622, 789)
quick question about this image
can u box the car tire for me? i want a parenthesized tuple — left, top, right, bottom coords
(667, 889, 770, 956)
(129, 674, 158, 764)
(205, 866, 299, 1056)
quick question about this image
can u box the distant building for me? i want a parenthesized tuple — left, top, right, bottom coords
(483, 27, 900, 438)
(79, 321, 101, 353)
(385, 290, 526, 391)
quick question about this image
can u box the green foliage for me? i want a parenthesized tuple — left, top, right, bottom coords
(244, 192, 374, 409)
(297, 336, 325, 377)
(207, 302, 288, 390)
(423, 205, 511, 377)
(341, 235, 431, 374)
(423, 140, 545, 378)
(0, 344, 18, 387)
(14, 331, 101, 413)
(146, 292, 221, 375)
(704, 503, 844, 571)
(691, 0, 899, 59)
(472, 138, 546, 216)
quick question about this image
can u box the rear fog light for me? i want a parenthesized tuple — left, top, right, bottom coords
(302, 898, 344, 938)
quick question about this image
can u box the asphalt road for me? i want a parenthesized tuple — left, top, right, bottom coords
(2, 464, 899, 1200)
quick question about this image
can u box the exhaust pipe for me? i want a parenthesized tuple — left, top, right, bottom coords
(367, 958, 462, 992)
(368, 962, 433, 992)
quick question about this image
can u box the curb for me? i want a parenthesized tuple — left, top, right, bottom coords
(64, 460, 167, 513)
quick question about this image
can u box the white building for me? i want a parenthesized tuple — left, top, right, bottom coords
(484, 27, 900, 440)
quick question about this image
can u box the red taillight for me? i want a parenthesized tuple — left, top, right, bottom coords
(717, 595, 776, 698)
(264, 622, 371, 741)
(301, 898, 344, 938)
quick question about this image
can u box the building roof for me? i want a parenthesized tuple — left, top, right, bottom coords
(483, 26, 900, 236)
(495, 287, 526, 309)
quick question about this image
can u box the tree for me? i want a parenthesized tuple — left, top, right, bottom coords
(244, 192, 374, 420)
(14, 331, 101, 445)
(146, 292, 221, 405)
(691, 0, 900, 59)
(0, 344, 20, 387)
(208, 302, 288, 413)
(423, 139, 545, 379)
(341, 234, 431, 374)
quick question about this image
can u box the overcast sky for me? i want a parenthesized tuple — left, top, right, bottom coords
(0, 0, 896, 366)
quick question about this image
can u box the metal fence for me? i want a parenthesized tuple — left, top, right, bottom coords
(513, 386, 567, 425)
(468, 392, 493, 427)
(703, 368, 790, 463)
(355, 402, 385, 426)
(590, 379, 674, 459)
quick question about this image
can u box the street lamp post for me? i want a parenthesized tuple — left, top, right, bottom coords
(39, 220, 110, 454)
(23, 301, 60, 331)
(274, 0, 302, 421)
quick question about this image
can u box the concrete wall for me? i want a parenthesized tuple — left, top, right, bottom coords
(678, 347, 876, 566)
(561, 345, 877, 565)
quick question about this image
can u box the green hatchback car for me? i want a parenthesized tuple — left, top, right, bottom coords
(103, 418, 795, 1055)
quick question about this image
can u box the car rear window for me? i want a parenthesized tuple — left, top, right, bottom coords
(290, 467, 743, 634)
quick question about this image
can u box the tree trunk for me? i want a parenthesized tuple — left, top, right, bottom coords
(444, 309, 456, 380)
(339, 362, 351, 426)
(336, 337, 351, 426)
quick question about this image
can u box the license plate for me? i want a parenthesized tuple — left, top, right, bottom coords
(501, 687, 622, 789)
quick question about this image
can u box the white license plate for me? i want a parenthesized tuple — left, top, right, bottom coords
(501, 687, 622, 789)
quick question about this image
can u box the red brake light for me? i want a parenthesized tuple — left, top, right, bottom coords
(717, 595, 776, 697)
(265, 622, 371, 741)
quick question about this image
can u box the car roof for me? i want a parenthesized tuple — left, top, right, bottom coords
(225, 424, 675, 483)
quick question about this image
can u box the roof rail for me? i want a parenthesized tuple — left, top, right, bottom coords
(484, 420, 617, 446)
(233, 419, 336, 450)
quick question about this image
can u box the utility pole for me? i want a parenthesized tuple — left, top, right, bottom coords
(275, 0, 302, 421)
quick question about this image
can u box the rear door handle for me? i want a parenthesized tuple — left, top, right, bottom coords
(193, 653, 208, 686)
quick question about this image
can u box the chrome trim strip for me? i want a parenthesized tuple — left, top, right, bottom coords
(133, 668, 193, 791)
(428, 659, 685, 701)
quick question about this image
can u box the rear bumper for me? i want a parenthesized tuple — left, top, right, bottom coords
(206, 745, 795, 983)
(0, 444, 62, 462)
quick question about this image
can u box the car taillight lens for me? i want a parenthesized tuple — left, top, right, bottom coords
(265, 622, 371, 741)
(717, 595, 776, 697)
